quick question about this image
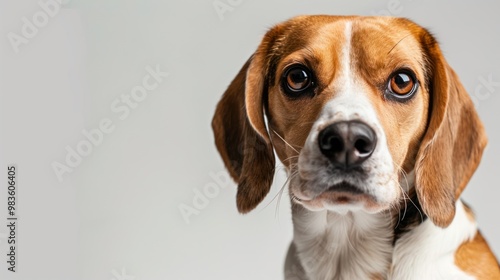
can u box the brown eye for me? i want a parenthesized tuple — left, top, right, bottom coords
(387, 70, 418, 100)
(282, 65, 313, 96)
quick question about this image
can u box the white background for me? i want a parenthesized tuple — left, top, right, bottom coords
(0, 1, 499, 279)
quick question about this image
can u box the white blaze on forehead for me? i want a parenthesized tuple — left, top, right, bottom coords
(341, 21, 353, 91)
(317, 20, 379, 126)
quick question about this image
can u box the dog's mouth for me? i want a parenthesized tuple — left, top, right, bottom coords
(293, 181, 383, 212)
(326, 181, 364, 195)
(317, 182, 370, 203)
(295, 182, 365, 200)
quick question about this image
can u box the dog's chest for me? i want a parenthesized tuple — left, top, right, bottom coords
(292, 211, 393, 279)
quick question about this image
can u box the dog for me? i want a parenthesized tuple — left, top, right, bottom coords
(212, 16, 500, 279)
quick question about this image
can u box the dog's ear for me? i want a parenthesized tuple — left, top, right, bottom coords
(212, 26, 285, 213)
(415, 32, 488, 228)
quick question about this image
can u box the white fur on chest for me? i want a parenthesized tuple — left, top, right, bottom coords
(287, 200, 477, 280)
(291, 208, 393, 279)
(391, 200, 477, 280)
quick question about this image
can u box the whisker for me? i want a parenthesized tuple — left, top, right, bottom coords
(399, 169, 409, 220)
(272, 130, 300, 154)
(274, 185, 287, 220)
(390, 161, 409, 229)
(259, 130, 305, 219)
(258, 168, 299, 219)
(265, 172, 293, 208)
(394, 182, 408, 229)
(281, 155, 300, 167)
(276, 171, 300, 212)
(391, 161, 424, 225)
(275, 171, 305, 220)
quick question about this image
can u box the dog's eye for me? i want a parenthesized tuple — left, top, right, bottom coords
(386, 70, 418, 100)
(282, 65, 313, 96)
(390, 73, 413, 94)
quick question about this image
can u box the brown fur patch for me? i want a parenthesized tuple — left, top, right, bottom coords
(455, 231, 500, 279)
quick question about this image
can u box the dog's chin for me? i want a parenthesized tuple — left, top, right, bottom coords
(293, 182, 391, 214)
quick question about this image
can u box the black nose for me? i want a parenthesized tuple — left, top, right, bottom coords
(318, 121, 377, 170)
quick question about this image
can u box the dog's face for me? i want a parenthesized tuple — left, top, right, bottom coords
(213, 16, 486, 227)
(267, 18, 429, 214)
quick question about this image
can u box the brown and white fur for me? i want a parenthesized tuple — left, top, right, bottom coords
(212, 16, 500, 279)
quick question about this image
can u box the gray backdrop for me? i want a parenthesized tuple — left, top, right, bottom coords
(0, 0, 498, 279)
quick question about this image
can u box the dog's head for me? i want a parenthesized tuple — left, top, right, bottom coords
(212, 16, 487, 228)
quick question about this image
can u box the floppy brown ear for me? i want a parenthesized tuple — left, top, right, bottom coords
(415, 34, 488, 228)
(212, 29, 281, 213)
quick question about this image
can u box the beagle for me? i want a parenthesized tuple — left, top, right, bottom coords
(212, 16, 500, 279)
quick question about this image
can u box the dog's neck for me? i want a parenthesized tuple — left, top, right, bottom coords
(286, 171, 417, 279)
(290, 205, 394, 279)
(287, 190, 478, 280)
